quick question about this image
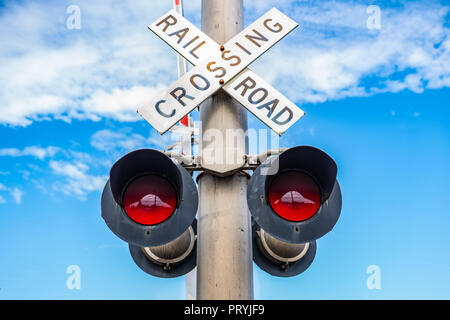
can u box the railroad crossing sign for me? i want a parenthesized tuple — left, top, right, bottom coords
(138, 8, 305, 135)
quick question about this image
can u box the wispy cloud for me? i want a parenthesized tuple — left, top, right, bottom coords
(0, 146, 60, 160)
(90, 129, 148, 153)
(49, 160, 107, 201)
(0, 183, 24, 204)
(251, 1, 450, 103)
(0, 1, 448, 126)
(0, 140, 108, 201)
(82, 85, 167, 122)
(0, 0, 175, 126)
(90, 128, 175, 154)
(10, 187, 23, 204)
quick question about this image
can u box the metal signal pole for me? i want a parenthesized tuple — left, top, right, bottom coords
(196, 0, 254, 299)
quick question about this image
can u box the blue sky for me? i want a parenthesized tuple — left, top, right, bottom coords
(0, 0, 449, 299)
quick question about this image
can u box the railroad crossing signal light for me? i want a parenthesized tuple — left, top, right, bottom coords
(248, 146, 342, 277)
(101, 149, 198, 278)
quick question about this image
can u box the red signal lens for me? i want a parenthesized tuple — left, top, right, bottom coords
(268, 171, 321, 222)
(123, 175, 177, 225)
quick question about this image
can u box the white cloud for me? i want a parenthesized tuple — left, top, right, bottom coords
(19, 170, 31, 180)
(90, 128, 175, 153)
(0, 184, 23, 204)
(90, 129, 147, 152)
(0, 0, 448, 126)
(82, 85, 166, 122)
(250, 1, 450, 104)
(0, 0, 176, 126)
(49, 160, 107, 200)
(0, 146, 60, 160)
(10, 187, 23, 204)
(0, 142, 108, 201)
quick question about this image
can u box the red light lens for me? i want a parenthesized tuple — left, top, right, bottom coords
(268, 171, 321, 222)
(123, 175, 177, 225)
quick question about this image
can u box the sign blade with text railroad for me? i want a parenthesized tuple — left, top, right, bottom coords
(223, 70, 304, 135)
(148, 9, 218, 66)
(138, 8, 299, 134)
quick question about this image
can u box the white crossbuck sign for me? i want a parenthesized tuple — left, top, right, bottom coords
(138, 8, 305, 135)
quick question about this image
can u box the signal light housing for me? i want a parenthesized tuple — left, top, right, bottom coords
(248, 146, 342, 244)
(101, 149, 198, 278)
(248, 146, 341, 277)
(102, 149, 198, 248)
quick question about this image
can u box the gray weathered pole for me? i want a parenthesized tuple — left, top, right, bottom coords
(196, 0, 254, 300)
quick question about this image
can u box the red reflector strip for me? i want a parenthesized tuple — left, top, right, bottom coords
(180, 115, 189, 127)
